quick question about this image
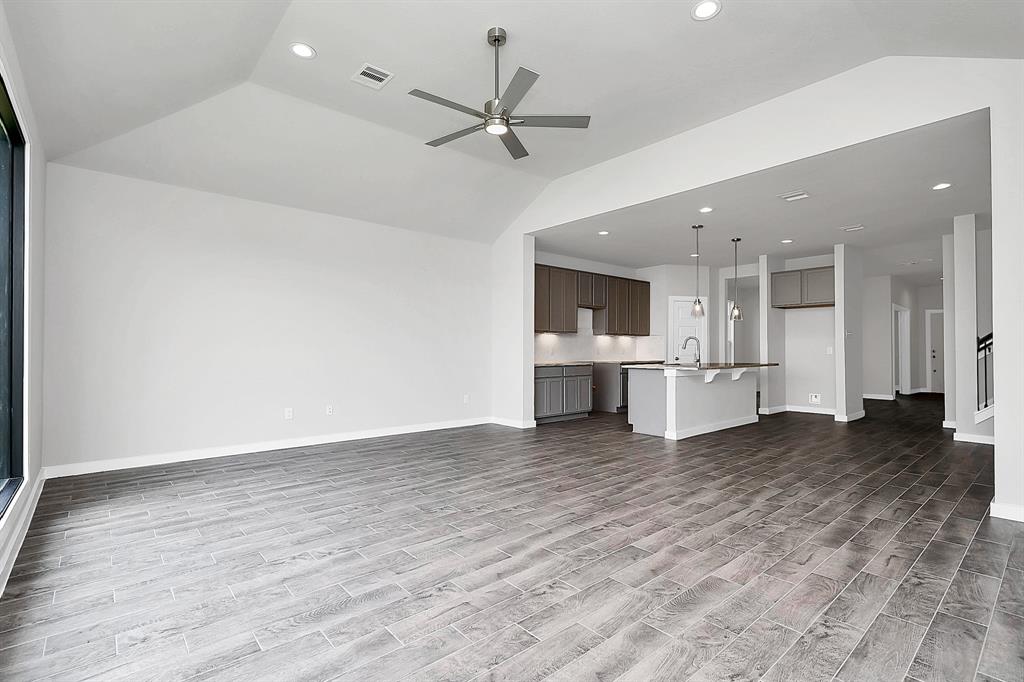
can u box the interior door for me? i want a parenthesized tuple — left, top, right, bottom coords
(929, 312, 944, 393)
(670, 297, 708, 363)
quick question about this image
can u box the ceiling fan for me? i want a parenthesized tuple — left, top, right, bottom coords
(408, 27, 590, 160)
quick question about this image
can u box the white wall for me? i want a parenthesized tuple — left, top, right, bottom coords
(785, 308, 836, 412)
(862, 276, 893, 398)
(953, 214, 994, 441)
(43, 164, 493, 469)
(915, 285, 943, 390)
(636, 263, 710, 361)
(733, 280, 760, 364)
(0, 4, 48, 593)
(942, 234, 956, 425)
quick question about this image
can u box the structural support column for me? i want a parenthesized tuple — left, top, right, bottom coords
(758, 254, 786, 414)
(834, 244, 864, 422)
(941, 234, 956, 429)
(952, 214, 993, 443)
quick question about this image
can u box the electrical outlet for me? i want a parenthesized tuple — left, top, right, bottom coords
(284, 407, 294, 420)
(826, 346, 833, 355)
(462, 394, 470, 405)
(809, 393, 822, 405)
(325, 405, 334, 416)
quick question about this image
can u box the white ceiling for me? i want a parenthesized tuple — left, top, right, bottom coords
(533, 110, 991, 287)
(4, 0, 1021, 241)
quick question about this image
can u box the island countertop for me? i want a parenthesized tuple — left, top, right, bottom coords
(627, 362, 779, 370)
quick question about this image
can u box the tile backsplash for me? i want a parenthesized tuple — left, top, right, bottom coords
(534, 308, 666, 363)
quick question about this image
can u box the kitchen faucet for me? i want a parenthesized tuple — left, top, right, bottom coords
(681, 336, 701, 368)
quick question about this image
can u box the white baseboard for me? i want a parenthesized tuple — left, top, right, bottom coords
(489, 417, 537, 429)
(0, 475, 45, 597)
(758, 405, 787, 415)
(863, 393, 895, 401)
(665, 415, 759, 440)
(990, 502, 1024, 523)
(41, 417, 501, 480)
(784, 405, 836, 416)
(952, 432, 995, 445)
(835, 410, 865, 423)
(974, 405, 994, 424)
(942, 420, 956, 429)
(903, 387, 928, 395)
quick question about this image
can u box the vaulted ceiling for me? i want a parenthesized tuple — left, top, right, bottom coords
(5, 0, 1023, 241)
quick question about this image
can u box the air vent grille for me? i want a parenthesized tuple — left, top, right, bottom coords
(777, 189, 810, 202)
(352, 63, 393, 90)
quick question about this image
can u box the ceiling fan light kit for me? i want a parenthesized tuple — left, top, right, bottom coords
(408, 27, 591, 159)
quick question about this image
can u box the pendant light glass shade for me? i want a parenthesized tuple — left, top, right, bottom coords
(691, 224, 704, 318)
(730, 237, 743, 321)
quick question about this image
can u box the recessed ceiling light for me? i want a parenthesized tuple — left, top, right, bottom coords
(699, 206, 713, 214)
(778, 190, 810, 202)
(931, 182, 951, 191)
(839, 224, 865, 232)
(940, 276, 945, 281)
(691, 0, 722, 21)
(290, 42, 316, 59)
(780, 239, 794, 244)
(598, 230, 609, 236)
(690, 253, 699, 258)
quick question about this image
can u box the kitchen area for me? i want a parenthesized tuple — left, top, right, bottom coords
(533, 254, 780, 439)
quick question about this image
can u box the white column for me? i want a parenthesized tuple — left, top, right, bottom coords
(953, 214, 993, 443)
(834, 244, 864, 421)
(990, 103, 1024, 522)
(941, 234, 956, 429)
(758, 254, 786, 413)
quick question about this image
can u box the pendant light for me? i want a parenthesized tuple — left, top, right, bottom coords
(691, 225, 705, 318)
(730, 237, 744, 321)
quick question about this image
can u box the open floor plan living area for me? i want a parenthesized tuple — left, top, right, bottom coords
(0, 1, 1022, 681)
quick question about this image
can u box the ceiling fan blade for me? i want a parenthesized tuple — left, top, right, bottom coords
(497, 67, 539, 114)
(500, 128, 529, 159)
(513, 115, 590, 129)
(408, 89, 486, 119)
(426, 124, 484, 147)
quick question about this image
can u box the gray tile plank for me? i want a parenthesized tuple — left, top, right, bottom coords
(977, 609, 1024, 682)
(837, 612, 926, 682)
(475, 623, 602, 682)
(907, 611, 988, 682)
(687, 618, 801, 682)
(762, 616, 863, 682)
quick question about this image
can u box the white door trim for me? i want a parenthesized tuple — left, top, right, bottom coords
(892, 303, 911, 395)
(924, 308, 942, 393)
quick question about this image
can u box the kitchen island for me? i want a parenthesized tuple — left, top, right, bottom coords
(627, 363, 779, 440)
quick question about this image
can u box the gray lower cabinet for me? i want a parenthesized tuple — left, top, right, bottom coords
(535, 364, 592, 421)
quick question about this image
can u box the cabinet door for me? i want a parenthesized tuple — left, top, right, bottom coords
(534, 378, 550, 417)
(578, 271, 594, 308)
(547, 377, 564, 415)
(535, 265, 550, 332)
(578, 376, 593, 412)
(593, 274, 608, 308)
(548, 268, 566, 332)
(562, 270, 578, 332)
(563, 376, 580, 413)
(802, 267, 835, 305)
(771, 271, 802, 307)
(605, 277, 625, 334)
(628, 281, 650, 335)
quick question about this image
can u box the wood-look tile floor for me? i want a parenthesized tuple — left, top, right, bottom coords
(2, 396, 1022, 681)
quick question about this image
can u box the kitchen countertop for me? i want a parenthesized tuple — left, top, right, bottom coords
(627, 362, 779, 370)
(534, 361, 594, 367)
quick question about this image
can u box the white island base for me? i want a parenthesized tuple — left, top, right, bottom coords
(627, 365, 766, 440)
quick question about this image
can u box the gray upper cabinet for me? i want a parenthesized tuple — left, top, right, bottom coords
(537, 264, 646, 335)
(772, 266, 835, 308)
(771, 270, 803, 307)
(802, 266, 835, 305)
